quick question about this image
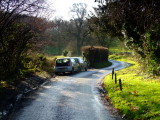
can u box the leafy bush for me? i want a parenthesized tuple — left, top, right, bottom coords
(82, 46, 109, 68)
(23, 54, 55, 74)
(62, 50, 68, 56)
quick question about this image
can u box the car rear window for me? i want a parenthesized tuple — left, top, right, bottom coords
(56, 59, 70, 66)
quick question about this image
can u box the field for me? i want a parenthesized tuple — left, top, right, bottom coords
(104, 54, 160, 120)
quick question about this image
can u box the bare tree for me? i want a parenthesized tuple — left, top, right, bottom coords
(0, 0, 48, 45)
(49, 18, 72, 55)
(0, 0, 49, 81)
(70, 3, 88, 55)
(88, 16, 115, 48)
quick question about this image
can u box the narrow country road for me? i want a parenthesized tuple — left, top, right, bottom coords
(9, 60, 129, 120)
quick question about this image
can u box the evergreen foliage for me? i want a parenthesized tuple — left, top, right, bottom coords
(82, 46, 108, 67)
(94, 0, 160, 75)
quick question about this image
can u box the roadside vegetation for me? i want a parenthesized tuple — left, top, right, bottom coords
(92, 1, 160, 118)
(82, 46, 111, 69)
(0, 1, 98, 98)
(93, 0, 160, 76)
(104, 54, 160, 120)
(1, 0, 160, 119)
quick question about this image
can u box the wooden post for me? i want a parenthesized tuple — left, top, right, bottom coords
(115, 73, 117, 84)
(112, 68, 114, 79)
(119, 79, 122, 91)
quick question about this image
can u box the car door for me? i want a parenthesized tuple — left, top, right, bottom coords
(71, 58, 79, 71)
(79, 58, 87, 71)
(78, 58, 84, 68)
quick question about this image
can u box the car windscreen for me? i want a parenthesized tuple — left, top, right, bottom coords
(56, 59, 70, 66)
(77, 58, 84, 63)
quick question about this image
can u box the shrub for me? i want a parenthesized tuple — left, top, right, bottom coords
(62, 50, 68, 56)
(82, 46, 109, 68)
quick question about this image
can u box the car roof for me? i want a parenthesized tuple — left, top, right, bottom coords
(56, 57, 73, 60)
(72, 57, 82, 59)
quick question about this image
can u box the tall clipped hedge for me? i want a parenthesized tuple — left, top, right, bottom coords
(82, 46, 108, 67)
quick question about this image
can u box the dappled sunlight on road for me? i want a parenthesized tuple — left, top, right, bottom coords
(9, 60, 127, 120)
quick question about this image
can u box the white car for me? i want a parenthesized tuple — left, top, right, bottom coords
(54, 57, 79, 75)
(72, 57, 88, 71)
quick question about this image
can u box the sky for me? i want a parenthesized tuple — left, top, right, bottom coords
(47, 0, 99, 20)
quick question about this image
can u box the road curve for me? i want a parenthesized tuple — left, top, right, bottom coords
(9, 60, 129, 120)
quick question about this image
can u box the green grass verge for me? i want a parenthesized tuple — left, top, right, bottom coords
(109, 47, 131, 54)
(104, 55, 160, 120)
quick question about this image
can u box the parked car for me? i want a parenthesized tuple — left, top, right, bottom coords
(54, 57, 79, 75)
(72, 57, 88, 71)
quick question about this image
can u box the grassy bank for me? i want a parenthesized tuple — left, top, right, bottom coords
(104, 54, 160, 120)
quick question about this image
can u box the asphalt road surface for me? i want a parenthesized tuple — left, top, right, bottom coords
(9, 60, 129, 120)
